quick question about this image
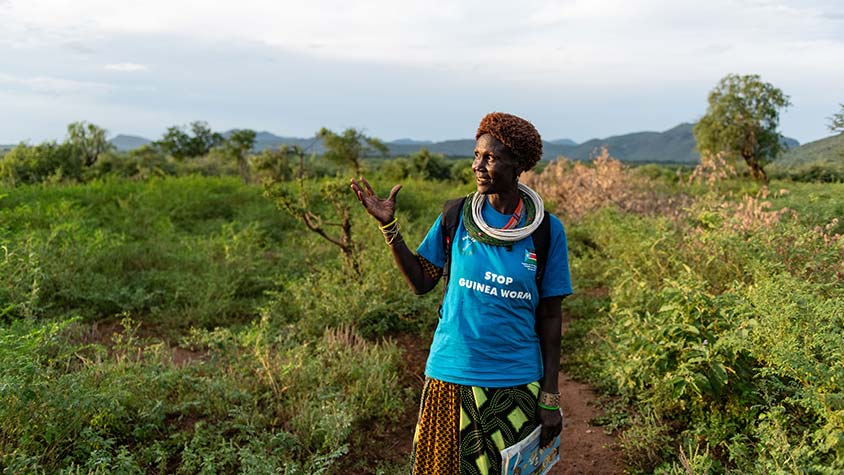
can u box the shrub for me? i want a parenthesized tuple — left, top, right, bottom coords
(560, 181, 844, 471)
(0, 142, 83, 185)
(522, 148, 691, 221)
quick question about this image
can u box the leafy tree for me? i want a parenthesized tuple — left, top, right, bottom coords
(264, 145, 359, 271)
(66, 121, 113, 166)
(0, 142, 81, 185)
(450, 158, 476, 185)
(829, 103, 844, 133)
(252, 145, 294, 184)
(317, 128, 388, 176)
(156, 121, 223, 160)
(220, 129, 257, 183)
(410, 148, 452, 181)
(380, 158, 411, 182)
(693, 74, 791, 182)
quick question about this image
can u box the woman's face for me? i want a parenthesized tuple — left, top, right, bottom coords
(473, 134, 520, 195)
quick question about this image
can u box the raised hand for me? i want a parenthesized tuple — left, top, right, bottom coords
(350, 176, 402, 226)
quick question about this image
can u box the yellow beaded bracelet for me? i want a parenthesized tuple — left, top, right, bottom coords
(379, 217, 398, 229)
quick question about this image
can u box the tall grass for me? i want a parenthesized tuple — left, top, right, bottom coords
(0, 175, 461, 473)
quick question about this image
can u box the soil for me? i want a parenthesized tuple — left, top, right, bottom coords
(77, 319, 207, 366)
(549, 374, 623, 474)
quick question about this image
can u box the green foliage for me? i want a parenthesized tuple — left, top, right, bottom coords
(0, 174, 462, 473)
(265, 173, 360, 272)
(0, 177, 291, 327)
(410, 148, 452, 181)
(0, 314, 407, 473)
(86, 144, 177, 181)
(770, 131, 844, 183)
(219, 129, 257, 183)
(450, 158, 476, 184)
(560, 182, 844, 472)
(155, 121, 223, 160)
(251, 145, 296, 184)
(694, 74, 791, 181)
(66, 121, 113, 167)
(0, 142, 83, 185)
(263, 133, 394, 273)
(829, 103, 844, 133)
(11, 154, 844, 473)
(317, 127, 388, 175)
(379, 157, 412, 182)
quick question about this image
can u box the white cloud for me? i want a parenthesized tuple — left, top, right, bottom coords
(104, 62, 148, 72)
(3, 0, 841, 77)
(0, 72, 114, 95)
(1, 0, 842, 143)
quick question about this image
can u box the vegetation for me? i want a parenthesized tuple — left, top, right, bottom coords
(316, 128, 388, 176)
(770, 132, 844, 183)
(66, 121, 113, 167)
(219, 129, 257, 183)
(0, 141, 82, 185)
(829, 103, 844, 133)
(528, 154, 844, 473)
(694, 74, 791, 182)
(0, 173, 451, 473)
(155, 121, 224, 160)
(2, 116, 843, 473)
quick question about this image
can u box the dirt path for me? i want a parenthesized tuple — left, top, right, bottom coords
(550, 373, 622, 474)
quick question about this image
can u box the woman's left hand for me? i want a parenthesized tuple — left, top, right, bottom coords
(538, 407, 563, 448)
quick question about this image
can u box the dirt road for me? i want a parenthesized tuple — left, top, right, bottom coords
(550, 373, 622, 474)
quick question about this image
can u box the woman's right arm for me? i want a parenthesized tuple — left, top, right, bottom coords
(350, 177, 439, 294)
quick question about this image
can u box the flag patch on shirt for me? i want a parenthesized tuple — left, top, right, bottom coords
(522, 249, 537, 272)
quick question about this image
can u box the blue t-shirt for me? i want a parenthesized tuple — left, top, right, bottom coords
(416, 201, 573, 387)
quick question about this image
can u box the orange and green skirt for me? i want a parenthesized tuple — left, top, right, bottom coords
(411, 378, 540, 475)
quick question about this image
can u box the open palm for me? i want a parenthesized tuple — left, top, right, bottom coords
(350, 177, 402, 225)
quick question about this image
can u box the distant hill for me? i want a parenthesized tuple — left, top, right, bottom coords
(100, 124, 801, 164)
(773, 133, 844, 168)
(557, 123, 698, 162)
(391, 138, 434, 146)
(247, 131, 321, 152)
(110, 135, 152, 151)
(553, 123, 799, 164)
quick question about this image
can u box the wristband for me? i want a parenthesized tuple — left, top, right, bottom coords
(379, 217, 398, 229)
(539, 390, 560, 407)
(537, 402, 560, 411)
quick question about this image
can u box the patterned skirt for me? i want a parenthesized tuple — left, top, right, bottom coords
(411, 378, 540, 475)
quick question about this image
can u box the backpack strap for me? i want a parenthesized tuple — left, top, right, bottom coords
(532, 213, 552, 289)
(440, 197, 466, 294)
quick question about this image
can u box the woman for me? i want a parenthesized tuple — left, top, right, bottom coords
(351, 112, 572, 474)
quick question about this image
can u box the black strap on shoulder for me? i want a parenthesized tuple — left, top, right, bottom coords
(440, 197, 466, 294)
(532, 213, 551, 288)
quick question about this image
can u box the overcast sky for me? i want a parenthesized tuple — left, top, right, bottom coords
(1, 0, 843, 145)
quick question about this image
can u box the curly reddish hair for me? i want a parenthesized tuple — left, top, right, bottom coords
(475, 112, 543, 172)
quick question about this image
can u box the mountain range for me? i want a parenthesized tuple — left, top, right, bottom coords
(2, 124, 807, 165)
(106, 123, 800, 164)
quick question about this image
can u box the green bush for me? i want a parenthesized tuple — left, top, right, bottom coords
(0, 142, 83, 185)
(561, 183, 844, 472)
(0, 173, 468, 473)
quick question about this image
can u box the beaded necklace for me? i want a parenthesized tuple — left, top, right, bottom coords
(461, 183, 544, 246)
